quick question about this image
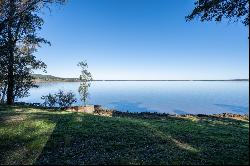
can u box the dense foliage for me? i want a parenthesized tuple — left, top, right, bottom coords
(186, 0, 249, 26)
(41, 93, 57, 107)
(41, 90, 77, 108)
(0, 0, 66, 105)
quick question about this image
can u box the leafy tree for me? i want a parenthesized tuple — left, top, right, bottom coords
(0, 0, 66, 105)
(78, 81, 89, 106)
(186, 0, 249, 26)
(78, 61, 92, 106)
(14, 39, 47, 99)
(0, 44, 46, 102)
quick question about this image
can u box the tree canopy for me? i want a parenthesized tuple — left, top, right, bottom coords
(186, 0, 249, 26)
(0, 0, 66, 104)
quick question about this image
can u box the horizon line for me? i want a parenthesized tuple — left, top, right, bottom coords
(92, 79, 249, 81)
(32, 74, 249, 81)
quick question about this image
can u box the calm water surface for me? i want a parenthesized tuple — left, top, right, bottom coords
(19, 81, 249, 115)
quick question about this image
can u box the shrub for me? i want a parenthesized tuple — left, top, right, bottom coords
(56, 90, 77, 107)
(41, 90, 77, 108)
(41, 93, 57, 107)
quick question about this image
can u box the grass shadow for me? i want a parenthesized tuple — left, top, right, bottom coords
(35, 110, 249, 165)
(0, 105, 249, 165)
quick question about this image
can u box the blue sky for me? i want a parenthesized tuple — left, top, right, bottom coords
(35, 0, 249, 80)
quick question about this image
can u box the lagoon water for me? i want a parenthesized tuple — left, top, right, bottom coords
(18, 81, 249, 115)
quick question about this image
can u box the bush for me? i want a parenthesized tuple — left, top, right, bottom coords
(41, 93, 57, 107)
(56, 90, 77, 107)
(41, 90, 77, 108)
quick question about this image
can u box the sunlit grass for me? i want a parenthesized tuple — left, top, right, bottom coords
(0, 105, 249, 165)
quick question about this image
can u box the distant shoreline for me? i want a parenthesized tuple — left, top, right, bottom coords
(34, 79, 249, 82)
(92, 79, 249, 81)
(32, 74, 249, 82)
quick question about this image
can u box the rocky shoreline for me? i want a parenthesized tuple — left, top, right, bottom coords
(13, 102, 249, 121)
(93, 105, 249, 121)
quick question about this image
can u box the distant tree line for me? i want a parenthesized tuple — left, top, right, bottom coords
(32, 74, 80, 82)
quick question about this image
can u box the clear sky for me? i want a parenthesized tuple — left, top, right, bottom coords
(34, 0, 249, 80)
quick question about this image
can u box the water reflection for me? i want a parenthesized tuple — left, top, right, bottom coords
(214, 104, 249, 114)
(18, 81, 249, 115)
(109, 101, 159, 113)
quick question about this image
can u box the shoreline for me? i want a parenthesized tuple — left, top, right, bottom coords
(34, 80, 250, 83)
(13, 102, 249, 121)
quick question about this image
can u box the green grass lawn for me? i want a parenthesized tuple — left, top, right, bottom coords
(0, 105, 249, 165)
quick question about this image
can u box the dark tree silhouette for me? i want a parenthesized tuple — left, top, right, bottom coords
(0, 0, 66, 105)
(186, 0, 249, 26)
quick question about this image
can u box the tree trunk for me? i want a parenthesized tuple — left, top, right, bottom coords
(6, 48, 14, 105)
(6, 0, 15, 105)
(1, 84, 7, 103)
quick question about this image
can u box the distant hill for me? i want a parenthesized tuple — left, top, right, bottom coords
(231, 79, 249, 81)
(32, 74, 249, 82)
(32, 74, 80, 82)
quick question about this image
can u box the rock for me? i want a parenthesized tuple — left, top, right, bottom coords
(67, 105, 95, 114)
(94, 105, 102, 109)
